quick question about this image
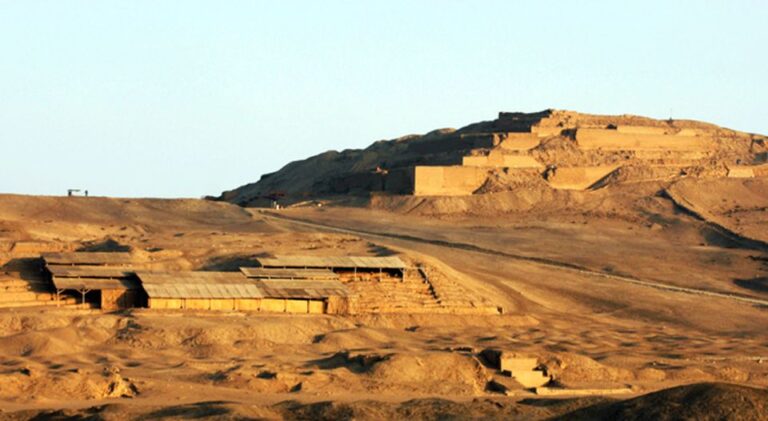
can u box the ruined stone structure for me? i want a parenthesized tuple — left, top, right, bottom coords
(219, 109, 768, 203)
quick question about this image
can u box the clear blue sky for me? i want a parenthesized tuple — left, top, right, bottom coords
(1, 1, 766, 198)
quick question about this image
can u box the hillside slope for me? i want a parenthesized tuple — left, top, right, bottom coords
(218, 109, 767, 207)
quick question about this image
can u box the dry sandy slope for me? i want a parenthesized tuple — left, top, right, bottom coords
(666, 178, 768, 246)
(0, 195, 766, 419)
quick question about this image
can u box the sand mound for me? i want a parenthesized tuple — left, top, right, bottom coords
(0, 315, 117, 357)
(4, 401, 281, 421)
(556, 382, 768, 421)
(0, 314, 73, 337)
(203, 364, 308, 394)
(313, 327, 402, 350)
(111, 314, 355, 352)
(367, 352, 488, 395)
(0, 366, 137, 402)
(541, 353, 634, 387)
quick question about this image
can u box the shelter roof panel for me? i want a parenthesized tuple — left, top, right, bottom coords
(47, 265, 135, 279)
(136, 271, 263, 299)
(256, 255, 406, 270)
(254, 279, 349, 299)
(52, 277, 139, 291)
(239, 267, 339, 280)
(42, 252, 133, 266)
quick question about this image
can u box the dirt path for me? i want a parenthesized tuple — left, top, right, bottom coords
(259, 210, 768, 308)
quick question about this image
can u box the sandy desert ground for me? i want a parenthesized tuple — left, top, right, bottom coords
(0, 190, 766, 420)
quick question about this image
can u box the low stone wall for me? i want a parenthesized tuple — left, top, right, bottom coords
(462, 154, 543, 169)
(531, 126, 563, 137)
(727, 166, 755, 178)
(547, 165, 621, 190)
(413, 166, 490, 196)
(498, 133, 541, 150)
(728, 163, 768, 178)
(576, 128, 711, 151)
(148, 297, 328, 313)
(616, 125, 669, 135)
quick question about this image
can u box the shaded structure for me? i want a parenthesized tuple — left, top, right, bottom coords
(41, 252, 133, 267)
(42, 252, 140, 309)
(137, 271, 350, 314)
(255, 255, 406, 281)
(46, 265, 144, 310)
(253, 278, 350, 314)
(240, 267, 339, 280)
(137, 271, 263, 311)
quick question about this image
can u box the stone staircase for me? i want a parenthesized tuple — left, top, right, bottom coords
(483, 350, 552, 394)
(0, 273, 81, 310)
(501, 355, 551, 389)
(344, 271, 441, 313)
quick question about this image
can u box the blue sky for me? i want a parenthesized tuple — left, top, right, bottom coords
(1, 1, 766, 197)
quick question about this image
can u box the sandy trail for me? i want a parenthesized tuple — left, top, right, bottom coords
(0, 195, 766, 419)
(258, 210, 768, 308)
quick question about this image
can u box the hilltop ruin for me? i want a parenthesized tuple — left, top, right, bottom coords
(219, 109, 768, 205)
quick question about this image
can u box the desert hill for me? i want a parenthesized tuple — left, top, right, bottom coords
(0, 112, 766, 418)
(218, 109, 768, 208)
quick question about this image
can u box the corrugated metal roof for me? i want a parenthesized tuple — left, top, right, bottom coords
(136, 271, 264, 299)
(239, 267, 339, 280)
(47, 265, 135, 279)
(52, 277, 139, 291)
(254, 279, 349, 299)
(41, 252, 133, 265)
(256, 255, 406, 270)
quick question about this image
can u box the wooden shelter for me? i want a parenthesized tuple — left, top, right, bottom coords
(41, 252, 133, 266)
(255, 255, 406, 280)
(47, 265, 144, 310)
(136, 271, 350, 314)
(252, 278, 350, 314)
(137, 271, 263, 311)
(239, 267, 339, 280)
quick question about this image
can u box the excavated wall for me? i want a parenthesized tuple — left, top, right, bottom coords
(413, 166, 490, 196)
(576, 128, 712, 151)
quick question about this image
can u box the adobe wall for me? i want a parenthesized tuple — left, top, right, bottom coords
(729, 163, 768, 177)
(101, 289, 143, 310)
(530, 126, 563, 137)
(413, 166, 490, 196)
(462, 154, 543, 169)
(632, 150, 710, 161)
(547, 165, 621, 190)
(576, 128, 711, 151)
(727, 166, 755, 178)
(616, 125, 669, 135)
(498, 133, 541, 150)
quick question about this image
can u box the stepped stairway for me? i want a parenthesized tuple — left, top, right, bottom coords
(500, 355, 551, 389)
(0, 272, 81, 310)
(344, 271, 442, 313)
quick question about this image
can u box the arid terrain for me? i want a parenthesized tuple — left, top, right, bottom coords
(1, 110, 767, 419)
